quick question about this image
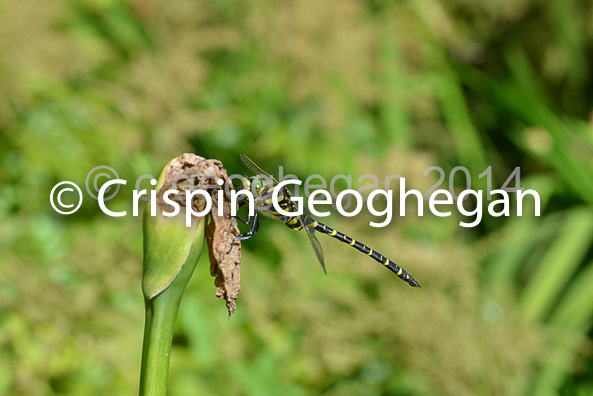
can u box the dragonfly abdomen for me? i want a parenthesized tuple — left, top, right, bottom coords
(311, 221, 421, 288)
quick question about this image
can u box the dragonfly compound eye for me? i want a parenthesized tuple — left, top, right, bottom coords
(252, 178, 263, 193)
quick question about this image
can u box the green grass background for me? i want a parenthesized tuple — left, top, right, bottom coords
(2, 0, 593, 395)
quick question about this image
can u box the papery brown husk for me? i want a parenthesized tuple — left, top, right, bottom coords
(157, 153, 241, 316)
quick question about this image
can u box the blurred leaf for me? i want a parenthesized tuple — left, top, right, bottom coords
(519, 208, 593, 322)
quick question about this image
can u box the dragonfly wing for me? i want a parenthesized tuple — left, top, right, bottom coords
(240, 154, 325, 271)
(240, 153, 279, 184)
(305, 224, 326, 274)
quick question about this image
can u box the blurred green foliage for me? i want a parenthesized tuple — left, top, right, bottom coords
(1, 0, 593, 395)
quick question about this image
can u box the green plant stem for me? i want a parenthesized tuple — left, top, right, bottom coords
(139, 220, 205, 396)
(139, 286, 182, 395)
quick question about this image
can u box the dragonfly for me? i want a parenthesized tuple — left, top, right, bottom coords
(229, 154, 421, 288)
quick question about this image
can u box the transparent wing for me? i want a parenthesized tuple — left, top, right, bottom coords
(304, 224, 326, 274)
(239, 153, 279, 184)
(241, 153, 325, 272)
(301, 202, 325, 273)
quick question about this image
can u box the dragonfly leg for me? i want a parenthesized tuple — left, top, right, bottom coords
(234, 213, 250, 225)
(227, 211, 260, 254)
(224, 197, 250, 221)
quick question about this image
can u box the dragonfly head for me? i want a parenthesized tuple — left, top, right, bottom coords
(243, 175, 275, 197)
(250, 176, 267, 195)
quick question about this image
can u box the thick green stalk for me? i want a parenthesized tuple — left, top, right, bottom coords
(139, 216, 206, 396)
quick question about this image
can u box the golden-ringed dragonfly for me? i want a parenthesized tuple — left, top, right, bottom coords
(230, 154, 421, 288)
